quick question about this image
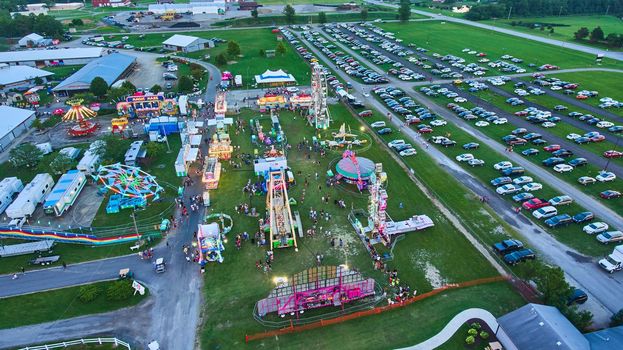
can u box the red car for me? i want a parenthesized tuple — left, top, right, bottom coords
(564, 83, 578, 89)
(544, 144, 561, 152)
(52, 108, 65, 116)
(600, 190, 622, 199)
(604, 150, 623, 158)
(576, 95, 588, 100)
(590, 135, 605, 142)
(522, 198, 550, 210)
(418, 127, 433, 134)
(514, 111, 528, 117)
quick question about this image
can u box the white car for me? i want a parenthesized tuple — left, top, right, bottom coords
(400, 148, 417, 157)
(454, 97, 467, 103)
(494, 161, 513, 170)
(388, 139, 405, 148)
(596, 171, 616, 182)
(533, 206, 557, 219)
(597, 121, 614, 129)
(553, 164, 574, 173)
(496, 184, 520, 195)
(371, 121, 386, 128)
(596, 231, 623, 244)
(475, 121, 490, 127)
(513, 176, 533, 185)
(550, 85, 562, 91)
(578, 176, 596, 185)
(566, 133, 581, 140)
(430, 119, 447, 127)
(468, 159, 485, 167)
(542, 122, 557, 128)
(455, 153, 475, 162)
(522, 182, 543, 192)
(493, 118, 508, 125)
(583, 222, 609, 235)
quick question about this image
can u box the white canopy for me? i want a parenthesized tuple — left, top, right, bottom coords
(254, 69, 296, 84)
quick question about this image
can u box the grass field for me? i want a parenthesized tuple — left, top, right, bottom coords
(198, 103, 524, 348)
(379, 21, 621, 70)
(123, 28, 310, 84)
(44, 65, 86, 81)
(213, 11, 400, 27)
(483, 15, 623, 51)
(0, 280, 147, 329)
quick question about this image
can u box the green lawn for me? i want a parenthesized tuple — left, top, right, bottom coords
(378, 21, 621, 70)
(124, 28, 310, 84)
(213, 11, 401, 28)
(44, 65, 86, 81)
(199, 103, 523, 348)
(483, 15, 623, 51)
(0, 280, 148, 329)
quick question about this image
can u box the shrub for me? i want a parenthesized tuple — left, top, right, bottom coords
(479, 331, 489, 339)
(465, 335, 475, 345)
(78, 284, 101, 303)
(106, 280, 134, 301)
(611, 309, 623, 327)
(470, 322, 482, 329)
(468, 328, 478, 336)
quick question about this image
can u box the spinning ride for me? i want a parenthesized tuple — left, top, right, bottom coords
(93, 163, 163, 213)
(197, 223, 225, 265)
(62, 99, 98, 136)
(335, 150, 374, 191)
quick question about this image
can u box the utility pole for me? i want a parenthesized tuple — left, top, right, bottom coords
(507, 6, 513, 20)
(606, 5, 610, 15)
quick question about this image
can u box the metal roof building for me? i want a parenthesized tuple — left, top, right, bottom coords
(162, 34, 214, 53)
(53, 53, 136, 94)
(0, 48, 104, 67)
(0, 106, 37, 151)
(0, 64, 54, 92)
(585, 325, 623, 350)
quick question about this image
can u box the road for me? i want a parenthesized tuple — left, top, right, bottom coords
(296, 26, 622, 325)
(364, 0, 623, 62)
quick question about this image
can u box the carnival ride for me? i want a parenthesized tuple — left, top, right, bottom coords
(308, 64, 331, 129)
(116, 93, 177, 119)
(368, 163, 389, 245)
(93, 163, 163, 214)
(0, 227, 145, 245)
(111, 117, 129, 135)
(205, 212, 233, 234)
(202, 157, 221, 190)
(328, 124, 367, 148)
(62, 99, 99, 136)
(197, 223, 225, 265)
(214, 91, 227, 116)
(335, 150, 374, 191)
(256, 265, 376, 317)
(266, 169, 297, 250)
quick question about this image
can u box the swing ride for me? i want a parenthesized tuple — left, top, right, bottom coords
(62, 99, 99, 136)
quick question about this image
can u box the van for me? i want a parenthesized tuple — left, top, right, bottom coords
(501, 167, 525, 177)
(533, 206, 558, 219)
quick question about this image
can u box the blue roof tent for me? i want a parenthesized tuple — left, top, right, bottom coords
(52, 53, 136, 93)
(585, 325, 623, 350)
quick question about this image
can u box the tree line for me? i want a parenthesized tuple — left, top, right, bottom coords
(574, 25, 623, 48)
(466, 0, 623, 20)
(0, 11, 64, 38)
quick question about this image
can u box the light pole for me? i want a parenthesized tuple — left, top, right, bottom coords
(130, 211, 140, 239)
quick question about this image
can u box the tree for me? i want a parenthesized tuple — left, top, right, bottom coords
(49, 154, 75, 175)
(90, 77, 108, 99)
(145, 141, 165, 158)
(318, 11, 327, 24)
(565, 308, 593, 332)
(532, 264, 572, 308)
(398, 0, 411, 22)
(151, 84, 162, 94)
(360, 7, 368, 21)
(283, 4, 296, 24)
(177, 75, 193, 93)
(251, 9, 258, 20)
(590, 26, 605, 42)
(108, 87, 130, 102)
(611, 309, 623, 327)
(10, 143, 43, 168)
(574, 27, 589, 40)
(215, 53, 228, 66)
(71, 18, 83, 26)
(121, 80, 136, 93)
(259, 48, 265, 57)
(227, 40, 241, 58)
(102, 135, 131, 163)
(276, 41, 286, 56)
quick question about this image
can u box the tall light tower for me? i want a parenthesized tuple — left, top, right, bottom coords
(309, 64, 331, 129)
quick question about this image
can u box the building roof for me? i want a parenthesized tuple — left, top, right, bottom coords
(20, 33, 44, 43)
(53, 53, 136, 92)
(585, 325, 623, 350)
(498, 304, 589, 350)
(43, 170, 83, 207)
(0, 48, 103, 64)
(254, 69, 296, 84)
(162, 34, 207, 48)
(0, 64, 53, 85)
(0, 106, 36, 140)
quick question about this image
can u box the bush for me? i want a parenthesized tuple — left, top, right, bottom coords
(468, 328, 478, 336)
(479, 331, 489, 339)
(470, 322, 481, 330)
(465, 335, 475, 345)
(106, 280, 134, 301)
(611, 309, 623, 327)
(78, 284, 101, 303)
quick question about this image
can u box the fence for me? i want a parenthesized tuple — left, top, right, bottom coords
(18, 337, 131, 350)
(245, 275, 508, 343)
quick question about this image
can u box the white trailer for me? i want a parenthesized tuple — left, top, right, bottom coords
(0, 177, 23, 214)
(125, 141, 145, 166)
(35, 142, 53, 155)
(0, 240, 54, 258)
(179, 95, 189, 116)
(77, 149, 101, 175)
(43, 170, 86, 216)
(5, 173, 55, 219)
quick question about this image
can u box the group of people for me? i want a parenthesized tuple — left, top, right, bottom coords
(234, 202, 257, 216)
(308, 207, 332, 224)
(255, 250, 274, 273)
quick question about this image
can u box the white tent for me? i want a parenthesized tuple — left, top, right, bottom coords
(254, 69, 296, 85)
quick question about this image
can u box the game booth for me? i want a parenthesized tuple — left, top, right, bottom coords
(197, 223, 225, 264)
(257, 95, 286, 112)
(202, 157, 221, 190)
(116, 93, 177, 119)
(289, 93, 313, 109)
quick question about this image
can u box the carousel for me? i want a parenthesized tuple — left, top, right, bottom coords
(62, 99, 99, 136)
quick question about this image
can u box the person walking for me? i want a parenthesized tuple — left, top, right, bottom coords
(62, 261, 67, 269)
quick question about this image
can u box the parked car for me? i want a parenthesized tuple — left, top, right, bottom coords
(463, 142, 480, 150)
(521, 148, 539, 156)
(491, 177, 513, 186)
(513, 176, 533, 185)
(493, 239, 524, 255)
(542, 157, 565, 167)
(496, 184, 521, 195)
(549, 195, 573, 206)
(502, 167, 525, 177)
(596, 172, 616, 182)
(544, 144, 561, 152)
(572, 211, 594, 223)
(553, 164, 574, 173)
(600, 190, 622, 199)
(584, 222, 609, 235)
(388, 139, 406, 148)
(400, 148, 417, 156)
(597, 231, 623, 244)
(522, 198, 549, 210)
(552, 149, 573, 158)
(604, 150, 623, 158)
(371, 121, 386, 128)
(568, 158, 587, 167)
(358, 110, 373, 117)
(512, 192, 534, 202)
(567, 289, 588, 306)
(503, 249, 536, 265)
(523, 182, 543, 192)
(468, 159, 485, 167)
(533, 206, 557, 219)
(578, 176, 596, 185)
(545, 214, 573, 228)
(494, 161, 513, 170)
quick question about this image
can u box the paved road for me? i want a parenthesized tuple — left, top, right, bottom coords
(303, 26, 621, 325)
(364, 0, 623, 62)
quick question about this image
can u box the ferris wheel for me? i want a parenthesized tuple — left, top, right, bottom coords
(309, 64, 331, 130)
(94, 163, 163, 201)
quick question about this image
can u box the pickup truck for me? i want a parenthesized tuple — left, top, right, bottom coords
(598, 245, 623, 273)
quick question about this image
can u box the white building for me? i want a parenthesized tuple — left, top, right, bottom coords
(148, 2, 226, 15)
(0, 64, 53, 92)
(0, 48, 104, 67)
(0, 106, 37, 152)
(18, 33, 45, 47)
(162, 35, 214, 53)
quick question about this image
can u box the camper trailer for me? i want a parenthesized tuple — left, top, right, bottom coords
(5, 173, 55, 219)
(0, 177, 23, 214)
(59, 147, 81, 160)
(124, 141, 146, 166)
(179, 95, 189, 116)
(35, 142, 53, 155)
(43, 170, 86, 216)
(77, 149, 101, 175)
